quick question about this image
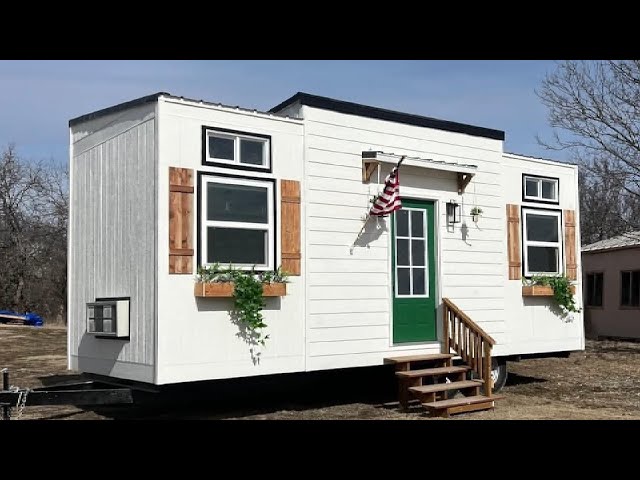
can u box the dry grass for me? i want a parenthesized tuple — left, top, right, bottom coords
(2, 324, 640, 420)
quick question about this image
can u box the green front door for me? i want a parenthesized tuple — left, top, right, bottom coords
(391, 199, 437, 343)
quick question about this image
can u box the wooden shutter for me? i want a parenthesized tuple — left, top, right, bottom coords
(281, 179, 301, 276)
(506, 204, 521, 280)
(169, 167, 194, 274)
(564, 209, 577, 280)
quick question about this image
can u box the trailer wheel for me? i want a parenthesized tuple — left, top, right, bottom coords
(490, 358, 508, 393)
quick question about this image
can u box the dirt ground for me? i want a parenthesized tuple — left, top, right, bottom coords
(1, 324, 640, 420)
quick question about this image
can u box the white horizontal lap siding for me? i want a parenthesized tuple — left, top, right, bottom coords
(303, 106, 506, 368)
(69, 105, 156, 382)
(500, 154, 583, 357)
(156, 100, 306, 384)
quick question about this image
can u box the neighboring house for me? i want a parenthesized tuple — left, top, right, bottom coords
(582, 232, 640, 339)
(67, 92, 584, 416)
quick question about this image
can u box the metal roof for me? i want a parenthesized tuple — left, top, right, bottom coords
(270, 92, 505, 141)
(582, 231, 640, 253)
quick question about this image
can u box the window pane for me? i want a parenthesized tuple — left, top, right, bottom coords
(542, 180, 557, 200)
(396, 210, 409, 237)
(397, 239, 409, 266)
(632, 271, 640, 307)
(207, 227, 267, 265)
(411, 211, 424, 237)
(586, 274, 594, 306)
(526, 214, 559, 242)
(525, 178, 538, 197)
(621, 272, 630, 305)
(103, 320, 113, 333)
(595, 273, 603, 307)
(397, 268, 410, 295)
(411, 239, 425, 266)
(207, 183, 268, 223)
(412, 268, 426, 295)
(527, 246, 558, 273)
(240, 139, 265, 166)
(209, 136, 234, 161)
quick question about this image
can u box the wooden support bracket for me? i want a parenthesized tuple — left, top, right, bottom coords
(457, 173, 473, 194)
(362, 160, 380, 183)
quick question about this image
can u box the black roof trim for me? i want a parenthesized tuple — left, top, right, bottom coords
(269, 92, 505, 141)
(69, 92, 168, 127)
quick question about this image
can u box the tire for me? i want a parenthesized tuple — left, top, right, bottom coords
(490, 358, 508, 393)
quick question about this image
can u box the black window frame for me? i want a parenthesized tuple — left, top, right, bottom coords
(620, 270, 640, 308)
(521, 173, 560, 205)
(201, 125, 272, 173)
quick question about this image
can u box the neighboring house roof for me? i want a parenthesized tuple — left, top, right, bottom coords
(270, 92, 505, 141)
(582, 231, 640, 253)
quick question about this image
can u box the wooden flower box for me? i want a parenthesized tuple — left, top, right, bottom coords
(522, 285, 576, 297)
(194, 282, 287, 298)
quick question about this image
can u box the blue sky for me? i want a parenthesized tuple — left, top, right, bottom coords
(0, 60, 564, 164)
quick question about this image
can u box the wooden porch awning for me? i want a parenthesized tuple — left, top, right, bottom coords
(362, 150, 478, 194)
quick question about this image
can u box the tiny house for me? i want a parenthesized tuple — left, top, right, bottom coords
(68, 92, 583, 411)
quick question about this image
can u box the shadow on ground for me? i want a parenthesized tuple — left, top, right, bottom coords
(505, 372, 546, 387)
(39, 365, 399, 420)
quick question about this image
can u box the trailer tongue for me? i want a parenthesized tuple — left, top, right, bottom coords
(1, 368, 133, 420)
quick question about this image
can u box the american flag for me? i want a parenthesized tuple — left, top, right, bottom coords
(370, 166, 402, 216)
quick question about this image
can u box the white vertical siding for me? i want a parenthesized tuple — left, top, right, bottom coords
(301, 107, 507, 371)
(68, 104, 156, 382)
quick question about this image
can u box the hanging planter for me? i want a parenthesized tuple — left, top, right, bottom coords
(470, 206, 483, 223)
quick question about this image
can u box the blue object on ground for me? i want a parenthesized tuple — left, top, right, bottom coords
(0, 310, 44, 327)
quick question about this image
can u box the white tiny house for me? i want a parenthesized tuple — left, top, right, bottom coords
(68, 92, 583, 409)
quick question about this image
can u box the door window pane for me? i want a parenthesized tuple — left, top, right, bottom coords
(397, 239, 410, 266)
(396, 210, 409, 237)
(411, 211, 424, 237)
(411, 239, 425, 266)
(207, 183, 268, 223)
(397, 268, 410, 295)
(412, 268, 426, 295)
(207, 227, 267, 265)
(209, 136, 234, 160)
(527, 246, 558, 273)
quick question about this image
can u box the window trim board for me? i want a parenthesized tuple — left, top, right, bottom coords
(196, 171, 277, 272)
(201, 125, 273, 173)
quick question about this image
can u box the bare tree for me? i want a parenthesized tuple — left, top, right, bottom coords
(0, 144, 68, 322)
(538, 60, 640, 243)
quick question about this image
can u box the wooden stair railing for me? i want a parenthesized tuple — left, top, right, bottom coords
(442, 298, 496, 398)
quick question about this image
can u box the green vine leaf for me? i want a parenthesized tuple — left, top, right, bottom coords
(526, 274, 581, 314)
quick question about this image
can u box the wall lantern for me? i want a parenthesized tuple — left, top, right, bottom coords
(446, 200, 461, 225)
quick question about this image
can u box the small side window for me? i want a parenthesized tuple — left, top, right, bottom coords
(523, 175, 559, 203)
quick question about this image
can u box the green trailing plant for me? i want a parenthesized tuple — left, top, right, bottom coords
(470, 206, 483, 216)
(196, 264, 290, 345)
(526, 274, 581, 314)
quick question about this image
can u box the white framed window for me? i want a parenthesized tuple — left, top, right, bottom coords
(523, 175, 559, 203)
(522, 208, 563, 277)
(394, 208, 429, 298)
(201, 174, 275, 270)
(203, 126, 271, 171)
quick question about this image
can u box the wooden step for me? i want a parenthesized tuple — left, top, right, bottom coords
(409, 379, 483, 395)
(384, 353, 454, 364)
(422, 395, 505, 417)
(395, 366, 470, 378)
